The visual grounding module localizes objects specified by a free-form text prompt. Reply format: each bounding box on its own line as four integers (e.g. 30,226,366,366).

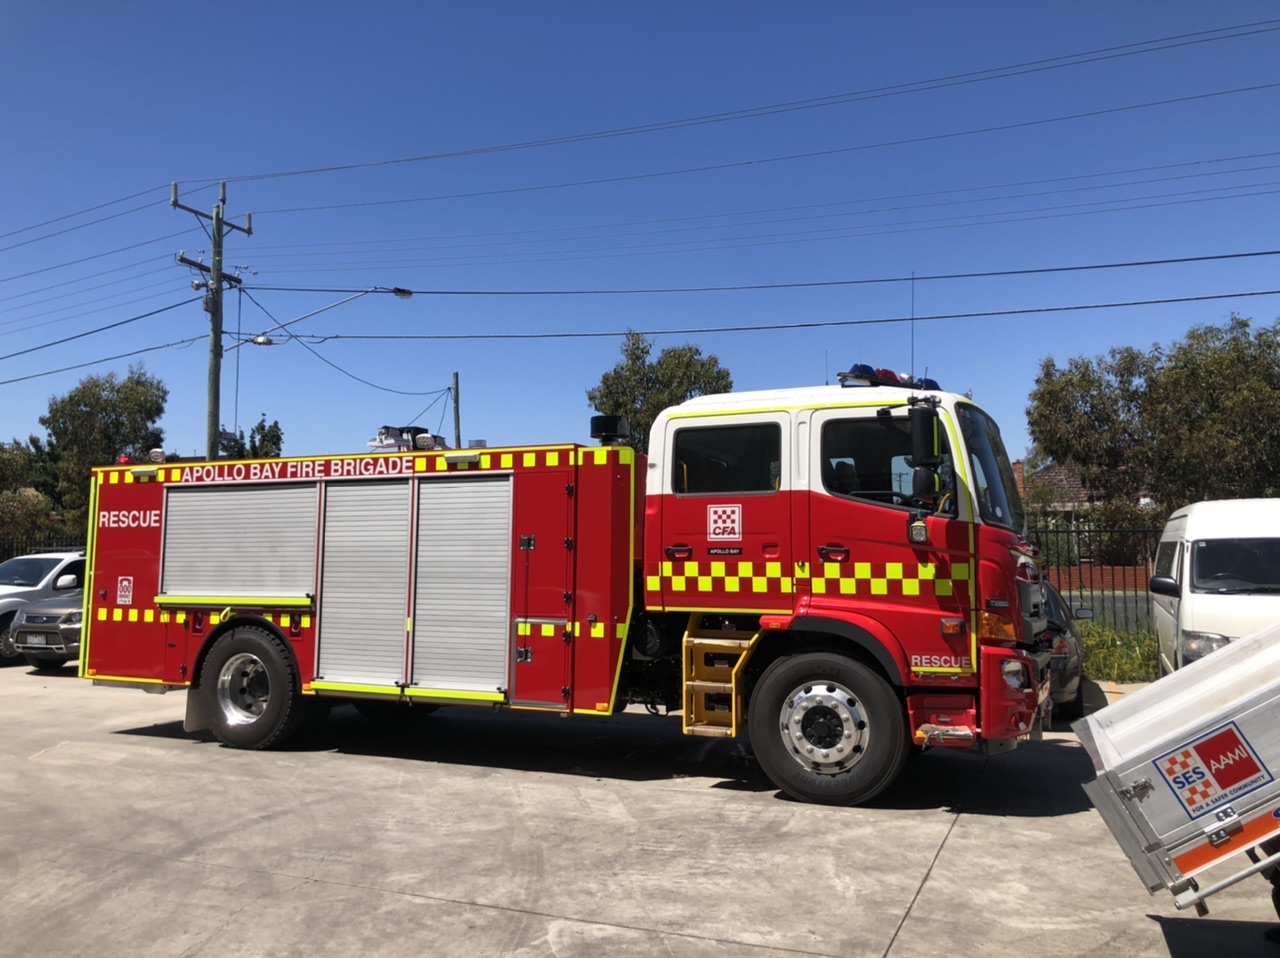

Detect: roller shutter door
162,484,317,597
411,475,511,693
315,481,412,687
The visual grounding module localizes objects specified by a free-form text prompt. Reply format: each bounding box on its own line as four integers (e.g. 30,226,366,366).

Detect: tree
219,415,285,459
587,331,733,453
37,364,168,517
1027,315,1280,512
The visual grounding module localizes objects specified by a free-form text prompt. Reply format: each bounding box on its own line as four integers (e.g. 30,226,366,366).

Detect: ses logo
707,505,742,541
1155,722,1274,819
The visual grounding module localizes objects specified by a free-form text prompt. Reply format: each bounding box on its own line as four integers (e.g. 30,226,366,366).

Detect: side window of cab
671,423,781,495
820,415,955,512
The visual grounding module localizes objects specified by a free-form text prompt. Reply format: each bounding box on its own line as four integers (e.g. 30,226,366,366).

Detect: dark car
11,590,83,671
1042,584,1092,720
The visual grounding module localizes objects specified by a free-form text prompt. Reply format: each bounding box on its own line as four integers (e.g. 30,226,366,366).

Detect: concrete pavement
0,664,1275,958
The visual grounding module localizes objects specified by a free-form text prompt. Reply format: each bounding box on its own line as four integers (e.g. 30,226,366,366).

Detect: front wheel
748,652,908,806
0,614,19,665
197,626,304,749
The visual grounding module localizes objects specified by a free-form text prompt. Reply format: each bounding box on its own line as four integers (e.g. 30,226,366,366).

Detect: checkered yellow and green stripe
807,560,969,597
647,559,970,597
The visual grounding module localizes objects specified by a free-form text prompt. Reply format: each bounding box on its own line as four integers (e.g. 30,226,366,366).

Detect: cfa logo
707,504,742,541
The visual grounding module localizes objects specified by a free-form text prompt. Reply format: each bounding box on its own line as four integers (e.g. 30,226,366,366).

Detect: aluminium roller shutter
314,480,412,687
161,483,317,597
411,475,512,693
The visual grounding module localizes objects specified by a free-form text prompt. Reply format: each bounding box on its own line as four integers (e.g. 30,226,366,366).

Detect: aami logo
1155,722,1273,819
707,504,742,541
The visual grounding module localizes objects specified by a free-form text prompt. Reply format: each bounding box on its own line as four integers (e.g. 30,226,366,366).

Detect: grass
1079,623,1159,683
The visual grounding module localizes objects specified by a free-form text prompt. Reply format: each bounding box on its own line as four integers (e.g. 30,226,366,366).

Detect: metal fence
1027,522,1163,635
0,535,85,564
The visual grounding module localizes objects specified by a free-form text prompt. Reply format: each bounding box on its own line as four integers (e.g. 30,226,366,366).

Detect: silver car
11,590,83,670
0,551,85,664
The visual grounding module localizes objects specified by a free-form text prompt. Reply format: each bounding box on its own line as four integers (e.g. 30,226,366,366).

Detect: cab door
658,413,793,614
804,407,975,674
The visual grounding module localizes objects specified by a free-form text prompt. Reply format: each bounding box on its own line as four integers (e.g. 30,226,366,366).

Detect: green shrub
1080,623,1158,683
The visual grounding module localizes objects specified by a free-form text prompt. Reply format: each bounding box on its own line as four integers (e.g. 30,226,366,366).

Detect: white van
1149,499,1280,673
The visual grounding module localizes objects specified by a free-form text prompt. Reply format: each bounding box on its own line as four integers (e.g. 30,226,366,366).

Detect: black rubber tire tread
748,652,908,806
197,626,304,750
24,653,67,671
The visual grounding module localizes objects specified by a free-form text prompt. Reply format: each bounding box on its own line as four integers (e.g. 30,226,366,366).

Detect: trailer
1076,619,1280,914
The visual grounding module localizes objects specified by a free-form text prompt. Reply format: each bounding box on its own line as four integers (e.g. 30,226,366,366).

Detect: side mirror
909,404,942,468
912,465,941,503
1149,574,1180,598
1073,608,1094,621
54,574,78,590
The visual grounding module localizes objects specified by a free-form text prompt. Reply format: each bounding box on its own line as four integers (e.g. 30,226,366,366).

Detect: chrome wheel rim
216,651,270,726
777,680,867,775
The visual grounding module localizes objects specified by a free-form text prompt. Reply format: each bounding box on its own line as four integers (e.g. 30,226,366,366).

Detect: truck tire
748,652,908,806
197,626,304,749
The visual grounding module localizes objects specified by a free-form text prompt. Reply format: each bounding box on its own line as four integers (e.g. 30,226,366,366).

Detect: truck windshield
956,404,1026,534
1191,538,1280,593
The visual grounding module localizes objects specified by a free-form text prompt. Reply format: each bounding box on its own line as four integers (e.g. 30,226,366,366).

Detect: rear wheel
197,626,304,749
748,652,908,806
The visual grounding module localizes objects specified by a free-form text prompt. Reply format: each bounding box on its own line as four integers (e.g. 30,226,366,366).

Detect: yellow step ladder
681,613,761,738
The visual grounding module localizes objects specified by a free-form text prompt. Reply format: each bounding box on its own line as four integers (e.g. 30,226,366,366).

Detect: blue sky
2,3,1278,462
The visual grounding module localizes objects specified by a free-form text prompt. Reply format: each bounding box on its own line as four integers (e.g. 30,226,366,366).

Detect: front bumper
12,628,80,657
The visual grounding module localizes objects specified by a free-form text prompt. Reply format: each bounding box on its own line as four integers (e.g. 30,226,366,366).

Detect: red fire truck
82,366,1049,805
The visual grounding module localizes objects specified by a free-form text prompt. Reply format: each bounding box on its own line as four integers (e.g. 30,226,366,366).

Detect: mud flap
184,688,209,733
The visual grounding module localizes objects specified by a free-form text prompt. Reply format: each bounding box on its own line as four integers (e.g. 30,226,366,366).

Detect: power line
186,21,1280,187
0,229,202,285
247,184,1280,272
0,197,172,253
0,282,197,336
0,255,173,306
252,82,1280,216
12,288,1278,390
237,289,455,396
0,298,201,363
315,288,1280,342
239,174,1280,266
0,185,168,241
240,247,1280,298
0,336,205,387
239,150,1280,253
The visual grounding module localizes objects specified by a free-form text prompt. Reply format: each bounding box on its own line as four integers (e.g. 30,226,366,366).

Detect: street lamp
212,286,414,458
224,286,413,355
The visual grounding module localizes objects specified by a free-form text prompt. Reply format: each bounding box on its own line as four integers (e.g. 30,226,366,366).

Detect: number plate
18,632,46,645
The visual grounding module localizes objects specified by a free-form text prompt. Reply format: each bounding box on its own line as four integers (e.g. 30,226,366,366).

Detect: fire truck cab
83,368,1048,806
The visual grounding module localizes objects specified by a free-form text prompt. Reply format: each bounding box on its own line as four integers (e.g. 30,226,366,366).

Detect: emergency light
836,362,941,391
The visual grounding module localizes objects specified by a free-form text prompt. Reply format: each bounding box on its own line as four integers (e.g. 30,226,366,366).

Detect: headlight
1002,659,1028,690
66,611,82,624
1182,631,1231,663
12,610,24,625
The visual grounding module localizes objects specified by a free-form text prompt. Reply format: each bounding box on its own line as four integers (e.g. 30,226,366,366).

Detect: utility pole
453,371,461,449
173,182,252,459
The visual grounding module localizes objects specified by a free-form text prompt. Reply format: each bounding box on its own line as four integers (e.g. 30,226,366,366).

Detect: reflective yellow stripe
153,595,312,607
